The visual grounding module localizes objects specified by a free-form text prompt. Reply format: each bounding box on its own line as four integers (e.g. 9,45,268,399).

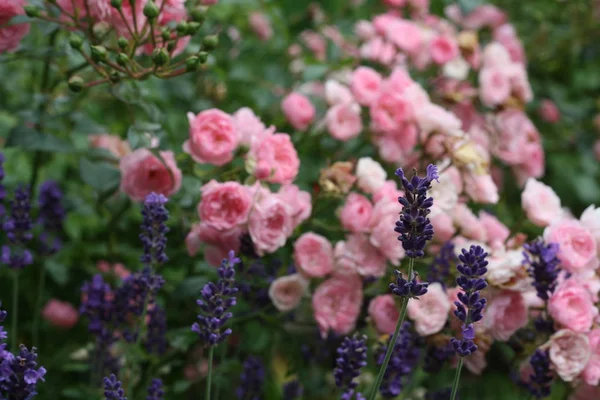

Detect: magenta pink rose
233,107,266,147
407,283,450,336
479,212,510,248
582,329,600,385
326,103,363,141
89,134,131,159
268,274,308,312
119,149,182,202
369,199,404,265
185,223,242,267
185,109,239,166
548,280,598,333
42,299,79,329
281,92,315,131
521,178,562,227
249,132,300,184
312,274,363,338
351,67,382,106
197,180,252,230
294,232,334,278
368,294,399,334
544,329,590,382
544,219,597,272
334,233,387,277
539,99,561,123
277,184,312,227
249,12,273,41
340,193,373,233
484,291,528,341
370,88,415,134
0,0,29,53
248,192,294,255
430,36,459,65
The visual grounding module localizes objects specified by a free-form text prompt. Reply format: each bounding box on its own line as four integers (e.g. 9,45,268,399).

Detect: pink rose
351,67,382,106
268,274,308,311
492,110,540,166
463,173,499,204
368,294,399,334
383,0,406,6
42,299,79,329
461,5,507,30
355,20,376,40
326,103,363,141
370,88,415,134
385,20,422,55
479,212,510,248
548,280,598,333
415,104,462,137
493,24,526,65
539,99,560,123
544,219,597,272
373,123,418,164
293,232,334,278
248,192,294,255
248,132,300,184
277,184,312,227
360,37,396,66
453,204,487,242
249,12,272,41
185,109,239,166
0,0,30,53
325,80,354,106
89,134,131,158
544,329,590,382
119,149,182,202
185,223,241,266
97,261,130,280
233,107,266,147
430,36,459,65
430,212,456,242
582,329,600,385
581,205,600,252
369,199,404,265
521,178,562,227
281,92,315,131
479,67,511,107
485,250,531,291
569,384,600,400
340,193,372,233
356,157,387,194
197,180,252,230
334,233,387,277
484,291,528,341
407,283,450,336
312,274,363,338
373,180,403,204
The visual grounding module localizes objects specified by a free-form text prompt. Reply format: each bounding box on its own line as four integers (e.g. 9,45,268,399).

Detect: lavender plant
334,334,368,400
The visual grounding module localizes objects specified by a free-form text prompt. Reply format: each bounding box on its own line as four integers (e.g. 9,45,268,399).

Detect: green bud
110,0,122,8
197,51,208,63
202,34,218,50
166,42,175,52
68,76,84,93
117,36,128,50
116,53,129,66
152,48,169,67
23,5,41,17
176,21,188,36
186,56,199,72
143,1,159,19
69,34,83,50
190,6,207,22
187,22,201,35
161,28,171,42
92,21,110,38
90,45,107,62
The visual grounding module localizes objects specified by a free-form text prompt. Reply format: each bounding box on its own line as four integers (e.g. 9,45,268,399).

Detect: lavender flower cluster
334,334,368,400
523,239,561,301
2,186,33,269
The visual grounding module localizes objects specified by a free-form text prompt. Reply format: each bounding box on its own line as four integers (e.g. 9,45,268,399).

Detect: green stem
11,272,19,353
32,261,46,346
450,358,464,400
367,259,414,400
206,346,215,400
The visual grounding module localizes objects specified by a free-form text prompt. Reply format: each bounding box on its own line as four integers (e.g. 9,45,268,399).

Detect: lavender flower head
394,164,438,258
80,274,113,335
334,333,368,400
37,180,66,254
0,344,47,400
521,349,553,399
427,241,456,287
191,251,239,346
146,378,164,400
451,245,488,357
140,193,169,266
2,186,33,269
523,239,561,301
236,356,265,400
390,270,428,299
103,374,127,400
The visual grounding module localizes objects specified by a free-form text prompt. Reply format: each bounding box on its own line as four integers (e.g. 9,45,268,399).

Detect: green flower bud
190,6,207,23
116,53,129,66
197,51,208,63
69,34,83,50
187,22,201,35
152,48,170,67
68,76,84,93
90,45,107,62
92,21,110,38
202,34,218,50
161,28,171,42
110,0,122,8
117,36,128,50
143,1,159,19
176,21,188,36
186,56,199,72
166,41,175,52
23,5,41,17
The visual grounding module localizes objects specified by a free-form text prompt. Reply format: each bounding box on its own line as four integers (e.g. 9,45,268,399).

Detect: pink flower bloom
312,274,363,338
354,20,376,40
461,5,507,30
249,131,300,184
248,191,294,255
582,329,600,386
453,203,487,242
351,67,382,106
543,329,590,382
383,0,406,6
385,20,422,55
293,232,334,278
463,173,499,204
0,0,29,53
407,283,450,336
430,36,459,65
373,180,403,204
484,291,528,341
493,24,526,65
539,99,561,123
369,199,404,265
249,12,272,41
521,178,562,227
370,88,416,134
355,157,387,194
185,223,241,266
197,180,252,230
581,205,600,253
334,233,387,277
517,142,545,180
373,123,418,164
119,149,181,202
544,219,597,273
326,103,363,141
88,134,131,158
185,109,239,166
548,280,598,333
492,110,540,166
301,30,327,61
340,193,372,233
479,67,511,107
485,250,531,291
268,274,309,312
233,107,265,147
479,212,510,248
281,92,315,131
325,80,354,106
360,37,396,65
569,384,600,400
42,299,79,329
430,212,456,243
277,184,312,227
368,294,399,335
415,104,462,136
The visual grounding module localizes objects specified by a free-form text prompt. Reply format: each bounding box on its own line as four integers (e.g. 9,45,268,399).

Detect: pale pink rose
507,64,533,102
482,42,512,68
581,205,600,253
248,192,294,255
368,294,399,335
485,250,531,291
484,291,528,341
429,172,458,213
0,0,30,53
277,184,312,227
462,5,507,30
312,274,363,338
360,37,396,65
373,123,418,164
185,223,242,266
185,109,239,166
268,274,308,312
281,92,315,131
372,13,399,35
249,132,300,184
334,233,387,277
373,180,403,204
354,20,376,40
430,36,459,65
197,180,252,230
326,103,363,141
516,142,545,181
464,348,489,376
369,200,405,265
521,178,562,227
544,219,597,273
479,212,510,247
548,280,598,333
351,67,382,106
119,149,181,202
463,173,499,204
385,20,422,55
539,99,561,123
453,204,487,242
89,134,131,158
543,329,590,382
249,12,272,41
430,212,456,243
492,110,540,166
415,104,462,137
569,384,600,400
340,193,372,233
42,299,79,329
582,329,600,385
355,157,387,194
233,107,265,147
325,80,354,106
479,67,511,107
293,232,334,278
407,283,450,336
493,24,525,65
301,30,326,61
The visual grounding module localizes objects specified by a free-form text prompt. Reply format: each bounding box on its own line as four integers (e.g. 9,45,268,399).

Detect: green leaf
46,259,69,286
79,158,121,193
302,64,328,82
172,380,192,393
6,126,73,153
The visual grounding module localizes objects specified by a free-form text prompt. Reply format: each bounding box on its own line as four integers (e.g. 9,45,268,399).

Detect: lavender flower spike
522,349,553,399
103,374,127,400
334,333,368,400
523,239,561,301
2,186,33,269
236,356,265,400
140,192,169,266
147,378,164,400
191,250,239,346
37,180,66,254
0,344,47,399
